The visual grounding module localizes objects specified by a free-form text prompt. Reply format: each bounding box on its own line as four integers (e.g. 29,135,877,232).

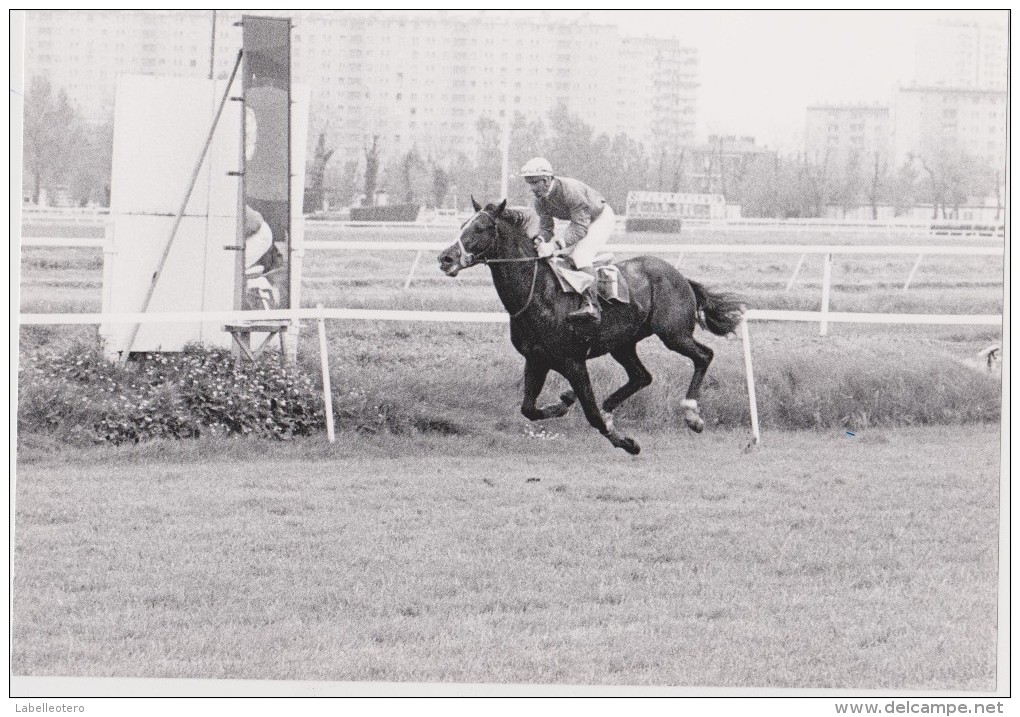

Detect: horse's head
438,197,508,277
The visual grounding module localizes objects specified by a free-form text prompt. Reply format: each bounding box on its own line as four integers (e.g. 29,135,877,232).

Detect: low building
685,135,777,197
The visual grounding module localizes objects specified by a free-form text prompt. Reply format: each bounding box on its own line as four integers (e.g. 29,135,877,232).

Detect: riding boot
567,270,601,323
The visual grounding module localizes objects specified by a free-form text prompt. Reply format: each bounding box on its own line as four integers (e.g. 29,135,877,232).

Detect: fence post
740,319,761,445
903,254,924,292
316,303,336,443
820,252,832,336
786,253,806,292
403,250,423,290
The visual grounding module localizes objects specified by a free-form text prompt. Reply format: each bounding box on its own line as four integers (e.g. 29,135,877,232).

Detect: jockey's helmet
520,157,554,178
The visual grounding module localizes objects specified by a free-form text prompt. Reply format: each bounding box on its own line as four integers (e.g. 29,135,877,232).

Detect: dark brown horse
438,199,744,454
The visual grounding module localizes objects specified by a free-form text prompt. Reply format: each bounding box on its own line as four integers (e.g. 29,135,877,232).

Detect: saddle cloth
549,256,631,304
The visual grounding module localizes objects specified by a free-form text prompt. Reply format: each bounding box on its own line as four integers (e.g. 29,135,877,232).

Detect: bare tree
363,135,380,206
431,165,451,209
303,128,335,213
913,148,992,220
867,152,887,220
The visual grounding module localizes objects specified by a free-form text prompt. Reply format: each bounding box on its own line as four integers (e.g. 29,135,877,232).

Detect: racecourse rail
18,229,1004,445
20,235,1005,306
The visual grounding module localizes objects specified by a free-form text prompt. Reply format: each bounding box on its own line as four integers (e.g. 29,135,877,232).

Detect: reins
500,258,539,319
465,215,541,319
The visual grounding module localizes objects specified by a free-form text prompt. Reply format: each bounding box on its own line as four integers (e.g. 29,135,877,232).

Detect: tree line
309,103,1002,220
22,77,112,207
23,76,1002,221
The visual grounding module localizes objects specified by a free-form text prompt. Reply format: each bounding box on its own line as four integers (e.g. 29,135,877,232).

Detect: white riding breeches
566,205,615,269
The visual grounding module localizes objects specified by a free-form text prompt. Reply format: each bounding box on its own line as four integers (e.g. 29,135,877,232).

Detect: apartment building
804,104,893,168
914,16,1008,91
23,10,698,165
892,85,1007,170
23,10,214,122
803,16,1006,175
617,37,698,152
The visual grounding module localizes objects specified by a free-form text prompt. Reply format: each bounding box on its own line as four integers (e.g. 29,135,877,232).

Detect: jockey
520,157,615,323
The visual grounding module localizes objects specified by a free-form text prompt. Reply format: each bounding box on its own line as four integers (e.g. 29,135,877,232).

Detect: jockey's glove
534,237,564,258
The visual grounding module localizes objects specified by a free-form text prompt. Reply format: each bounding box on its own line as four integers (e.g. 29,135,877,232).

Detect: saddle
548,255,631,305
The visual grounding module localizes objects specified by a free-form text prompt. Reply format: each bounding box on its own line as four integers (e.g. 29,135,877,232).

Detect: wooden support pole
740,319,761,445
903,254,924,292
316,303,335,443
403,250,423,290
786,253,806,292
820,252,833,336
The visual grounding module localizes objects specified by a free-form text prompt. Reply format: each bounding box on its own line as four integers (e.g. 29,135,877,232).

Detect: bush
18,342,324,444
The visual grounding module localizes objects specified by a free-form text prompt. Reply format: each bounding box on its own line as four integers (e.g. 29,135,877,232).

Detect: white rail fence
16,306,1002,446
301,217,1005,239
295,240,1003,307
21,236,1003,336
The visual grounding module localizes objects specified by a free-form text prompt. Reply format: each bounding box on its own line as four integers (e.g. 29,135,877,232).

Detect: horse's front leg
521,359,576,421
559,360,640,455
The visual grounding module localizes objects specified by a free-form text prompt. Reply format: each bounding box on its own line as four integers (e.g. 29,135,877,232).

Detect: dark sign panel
241,15,291,310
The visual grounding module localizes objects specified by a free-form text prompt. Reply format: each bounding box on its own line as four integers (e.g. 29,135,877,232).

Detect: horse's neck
489,220,540,313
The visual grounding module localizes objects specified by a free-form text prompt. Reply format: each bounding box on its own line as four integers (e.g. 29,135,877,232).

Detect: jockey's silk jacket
533,176,608,247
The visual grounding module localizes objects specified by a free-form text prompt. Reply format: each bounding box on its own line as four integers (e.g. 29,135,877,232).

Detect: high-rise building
914,16,1008,91
23,10,215,123
891,85,1007,170
617,37,698,153
803,15,1007,178
22,10,698,166
804,104,892,169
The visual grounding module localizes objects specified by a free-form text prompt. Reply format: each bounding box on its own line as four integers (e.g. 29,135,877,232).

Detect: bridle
457,210,541,319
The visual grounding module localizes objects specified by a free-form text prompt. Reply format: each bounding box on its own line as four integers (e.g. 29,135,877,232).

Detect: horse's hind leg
521,359,575,421
558,360,640,455
603,342,653,414
660,333,714,433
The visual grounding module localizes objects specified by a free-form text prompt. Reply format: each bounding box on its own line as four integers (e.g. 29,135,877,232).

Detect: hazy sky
579,9,1008,151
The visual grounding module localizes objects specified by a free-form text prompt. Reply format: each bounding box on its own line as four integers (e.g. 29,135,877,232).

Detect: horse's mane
486,203,537,237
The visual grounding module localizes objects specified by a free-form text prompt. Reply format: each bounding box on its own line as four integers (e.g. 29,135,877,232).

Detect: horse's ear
495,199,507,216
471,196,482,212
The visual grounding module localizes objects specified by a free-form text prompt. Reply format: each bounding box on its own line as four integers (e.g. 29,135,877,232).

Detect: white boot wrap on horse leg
680,399,699,412
602,411,615,432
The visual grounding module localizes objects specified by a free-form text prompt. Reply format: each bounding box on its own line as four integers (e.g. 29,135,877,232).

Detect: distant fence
23,206,1003,240
20,206,110,225
302,216,1005,239
708,217,1004,239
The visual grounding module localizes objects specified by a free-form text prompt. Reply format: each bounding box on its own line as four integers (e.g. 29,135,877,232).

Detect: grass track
12,425,1000,690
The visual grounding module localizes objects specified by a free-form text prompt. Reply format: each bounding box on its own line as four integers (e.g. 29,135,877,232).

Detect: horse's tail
688,279,745,336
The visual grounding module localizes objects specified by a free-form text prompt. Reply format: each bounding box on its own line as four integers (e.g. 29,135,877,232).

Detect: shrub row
17,329,1001,446
18,342,324,444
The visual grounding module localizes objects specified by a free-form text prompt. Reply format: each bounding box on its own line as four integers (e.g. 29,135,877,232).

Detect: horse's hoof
543,403,569,419
620,438,640,455
685,416,705,433
559,391,576,407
